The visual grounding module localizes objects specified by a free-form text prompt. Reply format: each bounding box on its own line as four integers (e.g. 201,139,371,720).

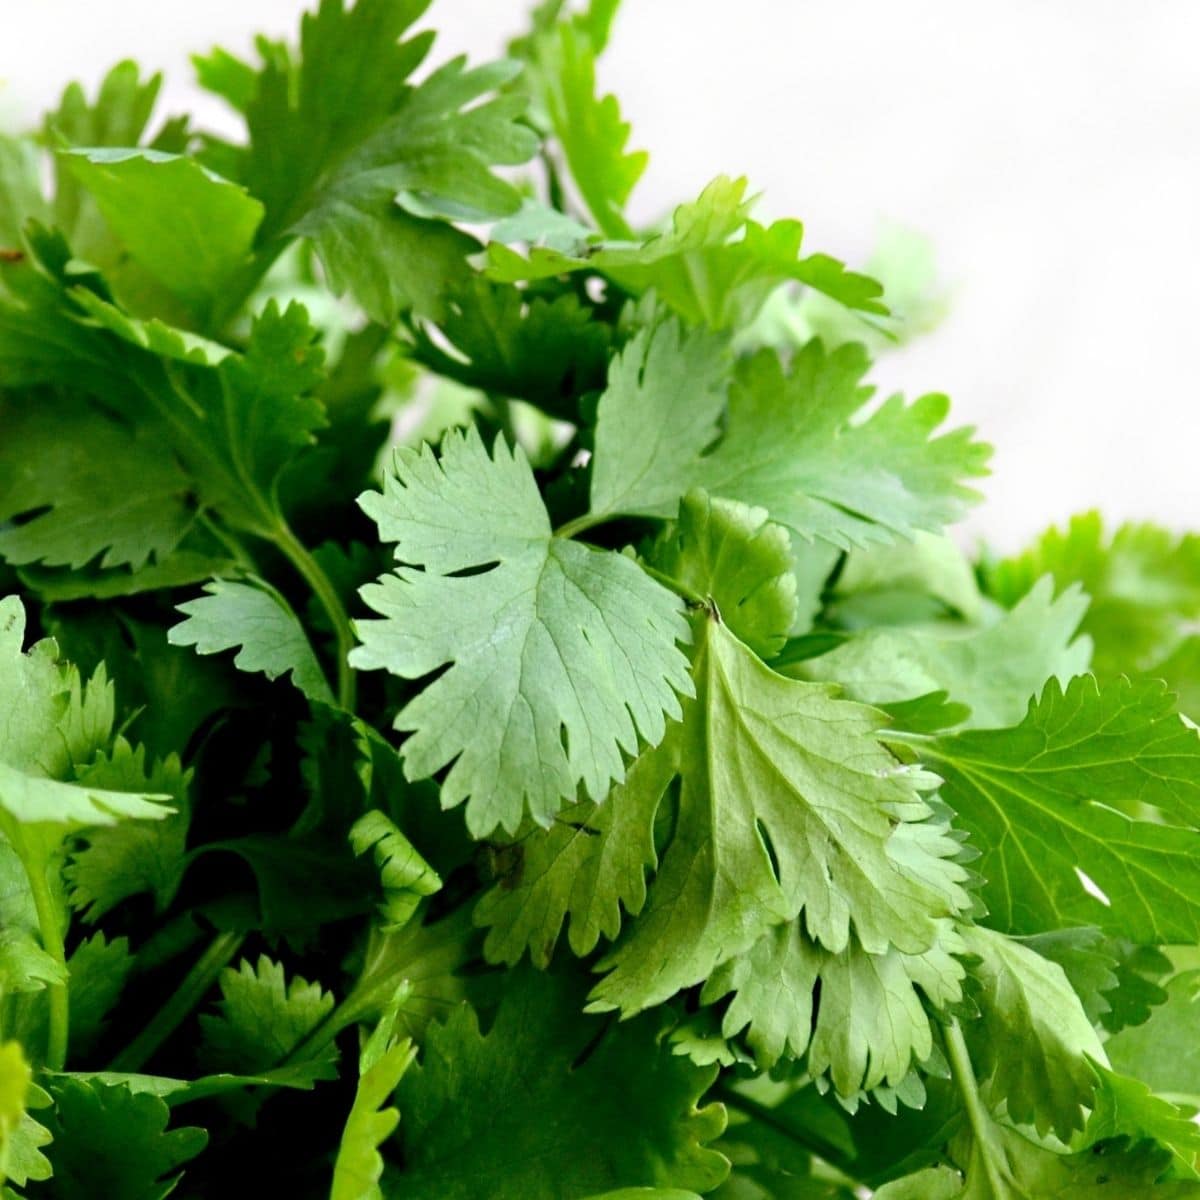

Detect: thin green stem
944,1020,1007,1196
639,562,708,608
275,521,356,710
197,512,258,575
712,1083,853,1172
25,859,68,1071
109,931,245,1073
553,511,609,540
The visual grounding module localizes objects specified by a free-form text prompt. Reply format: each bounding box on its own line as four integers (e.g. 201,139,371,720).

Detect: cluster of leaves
1,0,1199,1196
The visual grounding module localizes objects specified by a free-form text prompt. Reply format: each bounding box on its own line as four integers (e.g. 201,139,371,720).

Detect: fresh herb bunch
1,1,1199,1196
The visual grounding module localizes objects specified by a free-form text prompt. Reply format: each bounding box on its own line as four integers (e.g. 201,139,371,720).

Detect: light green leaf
352,425,692,837
61,148,263,324
798,577,1090,729
986,511,1200,675
923,675,1200,942
588,618,970,1016
588,328,987,550
349,810,441,932
589,318,730,522
960,925,1105,1139
1107,970,1200,1106
703,917,966,1095
168,578,334,704
475,745,672,967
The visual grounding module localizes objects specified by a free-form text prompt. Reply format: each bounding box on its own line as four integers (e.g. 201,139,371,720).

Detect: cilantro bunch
1,1,1199,1196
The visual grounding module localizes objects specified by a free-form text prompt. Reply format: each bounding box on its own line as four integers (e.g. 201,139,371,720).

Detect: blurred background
4,0,1199,551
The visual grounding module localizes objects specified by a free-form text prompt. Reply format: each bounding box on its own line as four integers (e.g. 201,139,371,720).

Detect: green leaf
798,577,1091,729
40,1077,206,1200
1085,1062,1200,1180
65,741,190,922
923,674,1200,942
588,618,970,1016
60,149,263,326
197,955,338,1084
0,392,194,571
408,278,613,417
0,842,66,996
474,744,672,968
587,329,988,549
0,135,49,246
168,578,334,704
986,512,1200,675
352,425,692,837
391,968,728,1199
1107,970,1200,1106
64,933,134,1058
349,810,442,931
703,917,966,1094
960,924,1105,1139
489,175,886,330
330,1014,416,1200
0,1041,34,1187
531,19,646,238
588,318,730,522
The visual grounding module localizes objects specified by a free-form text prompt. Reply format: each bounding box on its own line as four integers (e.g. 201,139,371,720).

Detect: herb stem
25,857,68,1071
712,1083,851,1170
109,930,245,1073
553,511,608,540
639,563,708,608
943,1020,1007,1196
197,512,258,575
275,521,357,710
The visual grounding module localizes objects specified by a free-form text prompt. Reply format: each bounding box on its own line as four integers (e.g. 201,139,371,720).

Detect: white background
4,1,1199,551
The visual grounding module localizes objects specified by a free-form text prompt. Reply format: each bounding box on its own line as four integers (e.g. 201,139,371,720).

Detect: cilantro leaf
0,1043,51,1190
168,578,334,704
587,329,988,549
348,810,442,931
647,491,798,658
489,175,886,330
703,917,966,1095
588,617,971,1017
60,149,263,328
391,968,728,1199
352,425,692,837
474,745,672,968
65,741,191,922
986,511,1200,675
923,674,1200,942
40,1077,206,1200
799,576,1091,729
197,955,338,1084
1106,970,1200,1107
959,925,1105,1139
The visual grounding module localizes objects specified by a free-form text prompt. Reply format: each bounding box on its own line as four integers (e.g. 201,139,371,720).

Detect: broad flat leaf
798,577,1090,729
198,955,338,1084
588,331,987,549
61,148,263,325
588,618,971,1016
0,392,194,571
349,810,441,931
489,175,886,329
987,511,1200,674
351,425,692,837
531,19,646,238
648,491,798,658
474,745,673,967
924,675,1200,942
40,1077,206,1200
1107,970,1200,1105
588,319,730,522
1020,927,1119,1027
330,1015,415,1200
407,279,611,417
390,968,728,1199
168,579,334,704
960,925,1105,1139
63,933,134,1057
1084,1062,1200,1180
703,917,966,1095
65,741,191,922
